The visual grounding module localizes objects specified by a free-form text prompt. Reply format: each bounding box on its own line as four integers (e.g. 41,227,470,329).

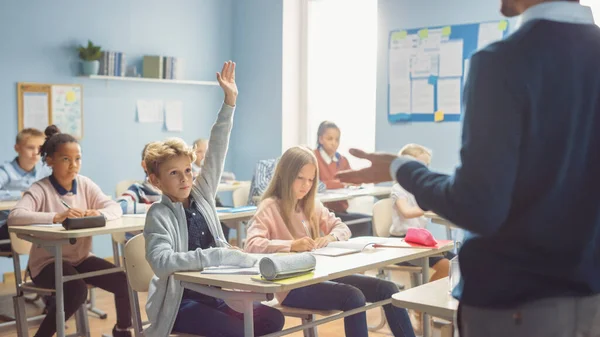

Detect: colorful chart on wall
387,20,509,123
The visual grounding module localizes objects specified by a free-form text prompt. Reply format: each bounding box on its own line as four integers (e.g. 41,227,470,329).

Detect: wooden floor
0,270,444,337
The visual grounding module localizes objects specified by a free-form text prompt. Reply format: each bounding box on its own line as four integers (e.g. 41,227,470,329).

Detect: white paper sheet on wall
437,78,462,114
137,100,164,123
439,40,463,77
23,92,49,131
477,22,504,50
411,79,434,113
389,81,411,114
165,100,183,132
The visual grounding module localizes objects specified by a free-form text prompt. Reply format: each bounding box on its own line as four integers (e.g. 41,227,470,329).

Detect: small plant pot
81,60,100,76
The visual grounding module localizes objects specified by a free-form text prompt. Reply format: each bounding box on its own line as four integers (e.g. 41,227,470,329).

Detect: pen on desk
60,200,72,209
301,220,311,238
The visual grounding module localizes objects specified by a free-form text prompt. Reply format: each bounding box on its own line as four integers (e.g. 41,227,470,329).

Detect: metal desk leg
54,245,65,337
243,299,255,337
421,256,430,337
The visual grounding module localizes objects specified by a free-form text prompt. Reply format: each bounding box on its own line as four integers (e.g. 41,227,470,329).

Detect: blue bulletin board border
387,20,509,124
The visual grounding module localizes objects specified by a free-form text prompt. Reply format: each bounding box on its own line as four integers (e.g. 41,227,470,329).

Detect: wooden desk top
175,244,453,294
8,216,145,240
392,277,458,320
217,181,250,192
0,200,18,211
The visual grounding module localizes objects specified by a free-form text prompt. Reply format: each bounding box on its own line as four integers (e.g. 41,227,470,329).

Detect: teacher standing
337,1,600,336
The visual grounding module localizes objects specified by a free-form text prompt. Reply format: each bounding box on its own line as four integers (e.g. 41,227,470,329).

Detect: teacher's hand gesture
336,148,398,184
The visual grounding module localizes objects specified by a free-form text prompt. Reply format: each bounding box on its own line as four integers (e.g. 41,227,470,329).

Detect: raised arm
193,61,238,199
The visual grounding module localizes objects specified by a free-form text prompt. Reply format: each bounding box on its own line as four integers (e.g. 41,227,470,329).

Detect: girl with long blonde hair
245,146,415,337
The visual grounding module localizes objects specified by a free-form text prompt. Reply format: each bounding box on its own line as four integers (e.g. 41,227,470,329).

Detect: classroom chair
371,198,424,330
123,234,201,337
115,180,142,197
10,232,91,337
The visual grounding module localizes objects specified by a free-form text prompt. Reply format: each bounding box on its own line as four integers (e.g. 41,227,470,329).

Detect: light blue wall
228,0,284,181
376,0,515,239
0,0,234,272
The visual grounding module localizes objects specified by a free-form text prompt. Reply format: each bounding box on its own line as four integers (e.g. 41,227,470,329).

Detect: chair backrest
124,234,154,293
115,180,141,197
372,198,393,238
232,184,251,208
10,232,32,256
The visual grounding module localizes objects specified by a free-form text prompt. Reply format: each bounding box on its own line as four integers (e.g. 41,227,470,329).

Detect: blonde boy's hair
262,146,321,239
398,143,432,159
144,138,196,176
16,128,44,144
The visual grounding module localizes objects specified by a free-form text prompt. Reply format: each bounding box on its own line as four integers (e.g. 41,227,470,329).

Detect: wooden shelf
81,75,219,86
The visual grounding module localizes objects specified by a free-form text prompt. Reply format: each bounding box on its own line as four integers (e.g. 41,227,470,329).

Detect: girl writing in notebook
313,121,372,236
143,61,284,337
8,125,131,337
245,146,415,337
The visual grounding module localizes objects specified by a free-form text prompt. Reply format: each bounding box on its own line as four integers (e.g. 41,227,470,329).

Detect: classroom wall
376,0,512,174
0,0,234,271
228,0,284,181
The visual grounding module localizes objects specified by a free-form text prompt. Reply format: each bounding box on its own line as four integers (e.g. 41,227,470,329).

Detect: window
306,0,377,169
581,0,600,25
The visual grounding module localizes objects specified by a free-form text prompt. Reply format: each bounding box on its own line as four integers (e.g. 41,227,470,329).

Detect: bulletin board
17,82,84,138
387,20,509,123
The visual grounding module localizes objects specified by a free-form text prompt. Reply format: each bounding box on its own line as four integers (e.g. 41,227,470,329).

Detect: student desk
0,200,18,211
8,217,146,337
392,277,458,321
174,243,454,337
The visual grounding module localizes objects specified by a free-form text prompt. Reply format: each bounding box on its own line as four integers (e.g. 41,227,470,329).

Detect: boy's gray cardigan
143,103,234,337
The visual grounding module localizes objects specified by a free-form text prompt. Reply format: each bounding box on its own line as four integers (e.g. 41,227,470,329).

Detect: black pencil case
62,215,106,231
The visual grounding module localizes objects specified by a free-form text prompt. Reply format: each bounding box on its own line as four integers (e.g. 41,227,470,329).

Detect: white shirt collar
319,147,338,165
519,1,595,27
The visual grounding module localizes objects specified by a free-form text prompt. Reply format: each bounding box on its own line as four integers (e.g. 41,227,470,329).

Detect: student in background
245,146,414,337
0,128,50,251
143,61,284,337
116,143,162,215
313,121,372,236
192,138,208,176
390,143,455,334
8,125,131,337
390,144,454,281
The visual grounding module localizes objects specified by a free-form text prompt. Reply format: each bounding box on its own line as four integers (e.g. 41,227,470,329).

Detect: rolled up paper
259,253,316,281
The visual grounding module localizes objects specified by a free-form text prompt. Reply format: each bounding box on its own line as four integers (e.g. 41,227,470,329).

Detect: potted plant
77,40,102,76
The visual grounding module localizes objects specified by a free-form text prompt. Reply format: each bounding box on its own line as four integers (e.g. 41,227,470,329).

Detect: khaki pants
459,294,600,337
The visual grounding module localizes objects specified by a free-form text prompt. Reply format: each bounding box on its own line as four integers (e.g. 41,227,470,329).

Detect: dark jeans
0,220,10,252
31,257,132,337
172,297,284,337
282,274,415,337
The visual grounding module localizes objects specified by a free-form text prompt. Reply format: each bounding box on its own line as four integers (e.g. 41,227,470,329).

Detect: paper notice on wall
439,40,463,77
137,100,164,123
23,92,49,131
478,22,504,50
437,78,462,114
389,48,411,84
389,81,411,114
165,100,183,132
411,79,434,113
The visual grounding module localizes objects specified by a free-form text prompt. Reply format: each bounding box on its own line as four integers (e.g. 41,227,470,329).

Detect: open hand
336,148,398,185
217,61,237,107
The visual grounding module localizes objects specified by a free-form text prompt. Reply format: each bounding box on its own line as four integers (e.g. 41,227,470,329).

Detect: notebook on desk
216,206,257,213
311,236,452,256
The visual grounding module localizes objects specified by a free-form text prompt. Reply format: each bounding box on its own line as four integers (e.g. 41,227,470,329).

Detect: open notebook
311,236,452,257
